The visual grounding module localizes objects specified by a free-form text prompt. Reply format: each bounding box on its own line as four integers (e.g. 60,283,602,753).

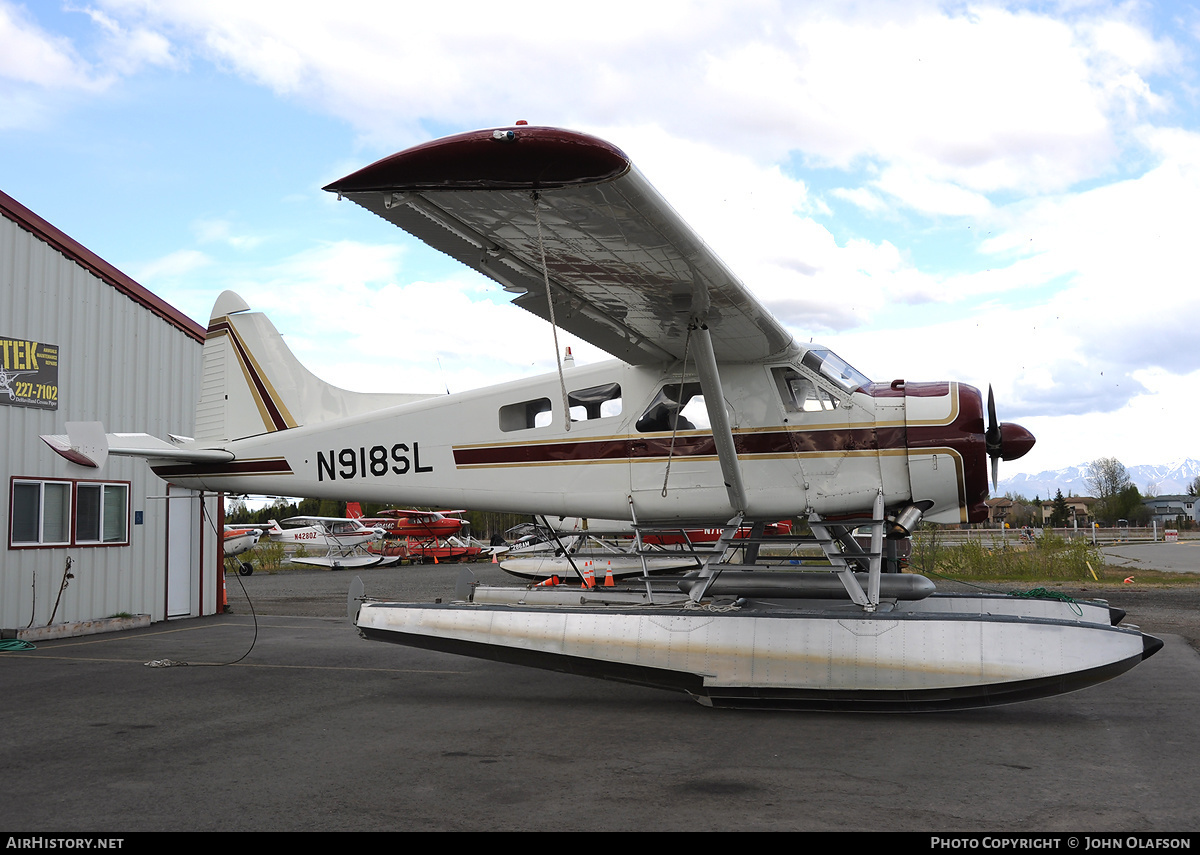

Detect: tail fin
196,291,433,441
346,502,364,519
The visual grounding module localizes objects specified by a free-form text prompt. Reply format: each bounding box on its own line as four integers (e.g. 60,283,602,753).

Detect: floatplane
497,516,797,583
42,124,1161,710
347,503,484,563
264,516,387,569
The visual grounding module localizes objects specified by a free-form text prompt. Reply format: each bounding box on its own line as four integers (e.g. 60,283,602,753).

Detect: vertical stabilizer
195,291,434,441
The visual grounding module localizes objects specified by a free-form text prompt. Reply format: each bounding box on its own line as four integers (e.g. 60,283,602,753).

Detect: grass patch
251,539,287,573
912,528,1105,582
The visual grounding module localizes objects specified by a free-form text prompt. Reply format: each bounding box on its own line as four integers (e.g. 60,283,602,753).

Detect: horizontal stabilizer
42,422,234,468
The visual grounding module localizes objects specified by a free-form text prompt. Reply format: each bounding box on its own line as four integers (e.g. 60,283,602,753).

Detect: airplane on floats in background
345,503,483,563
43,124,1161,710
345,503,468,540
264,517,386,569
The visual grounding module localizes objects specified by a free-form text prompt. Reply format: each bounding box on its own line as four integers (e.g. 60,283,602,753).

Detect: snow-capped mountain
995,458,1200,500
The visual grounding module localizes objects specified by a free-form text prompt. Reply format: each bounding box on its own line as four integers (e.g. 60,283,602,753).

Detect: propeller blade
981,386,1035,492
985,385,1001,456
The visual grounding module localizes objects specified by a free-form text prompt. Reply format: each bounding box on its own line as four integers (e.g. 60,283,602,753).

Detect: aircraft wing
379,509,453,520
324,126,795,365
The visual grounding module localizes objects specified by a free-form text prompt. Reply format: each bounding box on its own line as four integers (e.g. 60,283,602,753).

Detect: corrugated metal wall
1,213,218,628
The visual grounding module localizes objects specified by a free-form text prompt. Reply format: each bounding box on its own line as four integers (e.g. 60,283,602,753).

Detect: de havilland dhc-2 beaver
43,124,1161,710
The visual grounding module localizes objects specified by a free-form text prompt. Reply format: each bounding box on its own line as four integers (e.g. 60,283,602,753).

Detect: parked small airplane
344,503,482,563
43,124,1160,709
222,525,262,576
346,503,467,539
264,517,385,569
497,516,798,583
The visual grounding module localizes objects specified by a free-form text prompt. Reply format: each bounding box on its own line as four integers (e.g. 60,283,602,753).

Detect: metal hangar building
1,190,221,634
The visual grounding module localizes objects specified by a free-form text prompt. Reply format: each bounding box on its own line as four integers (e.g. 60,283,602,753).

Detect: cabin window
568,383,622,422
636,382,710,432
499,397,552,432
9,478,129,547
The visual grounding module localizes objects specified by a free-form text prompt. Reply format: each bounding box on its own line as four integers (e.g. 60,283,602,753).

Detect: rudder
196,290,433,441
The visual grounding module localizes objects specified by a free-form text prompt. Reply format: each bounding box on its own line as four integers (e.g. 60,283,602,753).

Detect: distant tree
1087,457,1134,523
1050,489,1070,527
1188,476,1200,497
317,499,344,518
1117,484,1150,525
226,496,247,520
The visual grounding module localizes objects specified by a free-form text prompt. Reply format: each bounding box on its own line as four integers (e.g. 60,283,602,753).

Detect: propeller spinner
985,385,1036,489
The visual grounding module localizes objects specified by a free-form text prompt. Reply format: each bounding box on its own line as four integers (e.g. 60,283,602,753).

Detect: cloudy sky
2,0,1197,483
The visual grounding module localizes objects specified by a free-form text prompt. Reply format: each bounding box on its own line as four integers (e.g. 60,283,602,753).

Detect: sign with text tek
1,336,59,410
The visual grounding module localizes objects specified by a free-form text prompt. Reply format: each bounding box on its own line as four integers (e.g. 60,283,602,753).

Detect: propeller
985,385,1036,490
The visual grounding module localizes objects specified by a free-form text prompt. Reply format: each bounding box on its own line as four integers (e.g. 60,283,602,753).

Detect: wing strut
691,322,747,513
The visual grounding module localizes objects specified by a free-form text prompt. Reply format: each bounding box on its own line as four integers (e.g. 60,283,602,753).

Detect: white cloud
191,218,265,250
75,5,175,75
0,2,99,90
134,248,212,280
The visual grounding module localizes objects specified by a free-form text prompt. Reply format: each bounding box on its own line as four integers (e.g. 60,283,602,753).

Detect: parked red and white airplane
264,517,385,569
222,525,264,576
222,526,261,557
344,503,482,563
43,125,1160,710
346,503,467,539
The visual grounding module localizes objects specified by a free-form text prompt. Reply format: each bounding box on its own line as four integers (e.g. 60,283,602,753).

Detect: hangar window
10,480,71,546
9,478,130,548
499,397,553,432
568,383,622,422
75,483,129,544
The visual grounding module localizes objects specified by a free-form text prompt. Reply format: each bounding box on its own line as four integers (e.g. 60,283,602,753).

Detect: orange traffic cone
603,561,615,587
535,575,560,587
582,561,595,589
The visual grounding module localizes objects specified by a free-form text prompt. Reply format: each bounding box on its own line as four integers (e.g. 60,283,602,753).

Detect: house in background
1040,495,1096,528
1143,495,1197,527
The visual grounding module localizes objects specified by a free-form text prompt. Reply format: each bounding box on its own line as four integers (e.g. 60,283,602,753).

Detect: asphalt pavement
3,560,1199,832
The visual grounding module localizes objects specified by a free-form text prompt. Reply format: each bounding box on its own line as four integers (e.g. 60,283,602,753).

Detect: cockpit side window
772,366,842,412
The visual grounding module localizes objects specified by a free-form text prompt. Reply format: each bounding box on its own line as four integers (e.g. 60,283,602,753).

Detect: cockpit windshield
800,348,871,395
